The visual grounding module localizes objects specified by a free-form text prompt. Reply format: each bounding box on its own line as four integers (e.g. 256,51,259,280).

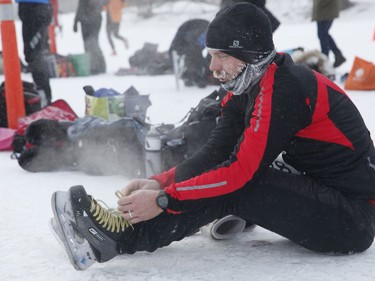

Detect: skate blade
49,218,65,249
51,191,95,270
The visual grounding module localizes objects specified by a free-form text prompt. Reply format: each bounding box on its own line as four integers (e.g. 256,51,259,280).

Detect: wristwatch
156,190,169,211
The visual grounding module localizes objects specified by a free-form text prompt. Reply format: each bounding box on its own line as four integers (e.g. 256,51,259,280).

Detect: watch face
157,194,168,209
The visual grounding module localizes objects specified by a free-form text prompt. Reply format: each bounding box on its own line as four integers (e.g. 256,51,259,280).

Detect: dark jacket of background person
169,19,213,88
312,0,340,21
16,0,53,105
74,0,106,74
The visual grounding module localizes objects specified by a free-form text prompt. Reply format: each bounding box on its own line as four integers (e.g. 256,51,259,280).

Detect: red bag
344,56,375,90
17,99,78,135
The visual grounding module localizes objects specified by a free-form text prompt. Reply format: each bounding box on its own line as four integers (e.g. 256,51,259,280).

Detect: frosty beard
215,50,276,95
213,62,247,82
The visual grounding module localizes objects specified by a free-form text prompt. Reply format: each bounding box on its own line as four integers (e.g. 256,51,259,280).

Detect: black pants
118,168,375,255
18,3,52,103
106,13,126,52
317,20,341,58
80,19,106,74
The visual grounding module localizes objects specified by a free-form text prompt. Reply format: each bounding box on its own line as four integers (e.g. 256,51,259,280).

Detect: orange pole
48,25,57,54
0,0,25,129
49,0,58,54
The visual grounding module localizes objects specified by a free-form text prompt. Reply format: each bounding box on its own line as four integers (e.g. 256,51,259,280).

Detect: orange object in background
48,25,57,54
0,0,25,128
49,0,59,54
344,56,375,91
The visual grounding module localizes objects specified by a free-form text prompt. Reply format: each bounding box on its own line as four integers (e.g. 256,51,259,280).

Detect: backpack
169,19,217,88
128,43,172,75
11,99,78,171
159,88,227,171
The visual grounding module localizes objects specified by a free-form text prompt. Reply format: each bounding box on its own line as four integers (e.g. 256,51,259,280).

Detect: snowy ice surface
1,1,375,280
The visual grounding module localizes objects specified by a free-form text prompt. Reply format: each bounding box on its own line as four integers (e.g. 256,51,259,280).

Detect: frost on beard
213,61,246,81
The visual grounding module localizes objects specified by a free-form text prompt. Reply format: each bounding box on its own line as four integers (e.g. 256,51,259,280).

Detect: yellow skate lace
89,190,133,233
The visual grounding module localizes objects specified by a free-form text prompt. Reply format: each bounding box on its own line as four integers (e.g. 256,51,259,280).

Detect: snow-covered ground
1,1,375,280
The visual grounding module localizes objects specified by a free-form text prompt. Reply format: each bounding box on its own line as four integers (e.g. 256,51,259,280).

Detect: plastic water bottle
144,126,162,177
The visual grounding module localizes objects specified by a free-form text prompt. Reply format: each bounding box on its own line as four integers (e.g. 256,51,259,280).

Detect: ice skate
55,185,132,265
51,191,97,270
200,215,247,240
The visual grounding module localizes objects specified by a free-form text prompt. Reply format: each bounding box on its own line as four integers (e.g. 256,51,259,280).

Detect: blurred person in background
74,0,106,74
104,0,129,56
312,0,346,68
16,0,53,105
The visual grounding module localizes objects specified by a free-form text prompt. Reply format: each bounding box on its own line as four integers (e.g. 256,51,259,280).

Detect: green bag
84,86,152,122
70,53,91,76
85,95,125,121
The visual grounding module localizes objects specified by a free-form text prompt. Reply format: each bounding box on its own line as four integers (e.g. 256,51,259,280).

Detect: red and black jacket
153,53,375,213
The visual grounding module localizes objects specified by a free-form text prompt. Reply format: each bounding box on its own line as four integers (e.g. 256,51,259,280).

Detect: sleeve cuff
150,167,176,189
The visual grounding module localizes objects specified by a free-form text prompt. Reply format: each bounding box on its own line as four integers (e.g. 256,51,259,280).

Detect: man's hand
117,190,163,224
120,179,161,196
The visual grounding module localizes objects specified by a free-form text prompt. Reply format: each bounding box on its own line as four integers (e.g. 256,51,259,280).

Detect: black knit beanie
206,2,274,63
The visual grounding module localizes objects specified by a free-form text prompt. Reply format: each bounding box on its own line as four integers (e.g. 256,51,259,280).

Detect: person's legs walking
112,23,128,49
81,21,106,74
18,3,52,104
29,58,52,103
317,20,346,67
317,20,332,57
326,22,346,67
106,13,116,54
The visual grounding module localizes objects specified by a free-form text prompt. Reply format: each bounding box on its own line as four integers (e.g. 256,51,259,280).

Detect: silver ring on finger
128,210,133,219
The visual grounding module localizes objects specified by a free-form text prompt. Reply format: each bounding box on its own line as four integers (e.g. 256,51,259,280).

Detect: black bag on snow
75,118,146,177
16,117,146,177
16,119,77,172
160,88,227,170
128,43,172,75
0,81,41,128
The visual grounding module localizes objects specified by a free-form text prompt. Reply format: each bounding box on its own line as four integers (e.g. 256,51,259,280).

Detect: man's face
208,49,246,83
